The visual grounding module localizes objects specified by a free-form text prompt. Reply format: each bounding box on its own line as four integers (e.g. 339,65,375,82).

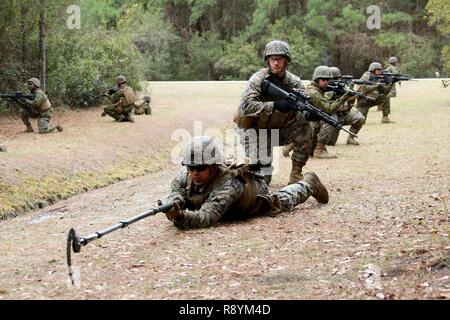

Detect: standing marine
234,40,312,185
384,56,400,98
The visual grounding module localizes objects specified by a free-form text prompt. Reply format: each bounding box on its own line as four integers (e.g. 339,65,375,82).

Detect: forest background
0,0,449,111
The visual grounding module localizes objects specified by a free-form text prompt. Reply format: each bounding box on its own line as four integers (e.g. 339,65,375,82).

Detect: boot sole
304,172,329,204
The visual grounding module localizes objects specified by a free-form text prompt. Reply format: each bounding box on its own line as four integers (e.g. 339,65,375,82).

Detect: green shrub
46,29,141,108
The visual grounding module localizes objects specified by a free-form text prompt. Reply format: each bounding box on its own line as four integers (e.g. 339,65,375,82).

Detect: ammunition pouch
234,109,295,129
39,98,51,112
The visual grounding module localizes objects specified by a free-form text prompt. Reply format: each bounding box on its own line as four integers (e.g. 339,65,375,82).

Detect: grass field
0,79,448,299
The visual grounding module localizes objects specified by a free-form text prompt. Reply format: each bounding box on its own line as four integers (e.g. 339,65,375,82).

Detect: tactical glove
165,201,184,221
303,110,322,122
273,99,293,113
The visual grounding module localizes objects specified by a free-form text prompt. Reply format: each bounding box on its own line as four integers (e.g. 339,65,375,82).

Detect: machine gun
0,92,35,106
262,80,357,138
66,201,175,285
369,71,413,84
326,83,376,102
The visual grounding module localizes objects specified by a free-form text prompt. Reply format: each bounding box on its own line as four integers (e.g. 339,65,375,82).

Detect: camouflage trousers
21,108,59,134
237,119,311,175
388,84,397,98
245,178,313,216
313,110,365,146
104,105,133,121
357,95,391,119
273,180,313,212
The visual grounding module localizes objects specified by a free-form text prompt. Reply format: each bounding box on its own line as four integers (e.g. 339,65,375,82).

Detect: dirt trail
0,80,449,299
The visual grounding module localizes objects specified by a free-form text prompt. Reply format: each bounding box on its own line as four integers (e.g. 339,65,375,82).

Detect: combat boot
116,115,126,122
101,112,107,117
313,142,337,159
346,136,359,145
282,144,292,157
125,114,135,123
303,172,329,204
24,125,34,133
288,160,305,184
56,125,64,132
381,116,395,123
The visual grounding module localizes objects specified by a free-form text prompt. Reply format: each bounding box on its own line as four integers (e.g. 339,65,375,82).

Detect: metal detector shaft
66,201,175,285
78,201,174,246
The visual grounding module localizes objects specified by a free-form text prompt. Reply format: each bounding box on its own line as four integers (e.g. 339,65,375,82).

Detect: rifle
0,92,35,105
334,75,376,86
262,80,357,138
326,83,376,102
369,71,413,84
92,87,119,100
66,200,175,285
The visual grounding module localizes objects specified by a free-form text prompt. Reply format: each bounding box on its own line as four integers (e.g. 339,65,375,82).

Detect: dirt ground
0,80,448,300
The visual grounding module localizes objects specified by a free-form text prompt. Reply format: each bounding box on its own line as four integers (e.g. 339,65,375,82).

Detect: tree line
0,0,448,111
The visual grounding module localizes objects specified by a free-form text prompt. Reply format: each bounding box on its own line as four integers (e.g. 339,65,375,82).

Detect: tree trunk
21,4,28,81
39,0,46,90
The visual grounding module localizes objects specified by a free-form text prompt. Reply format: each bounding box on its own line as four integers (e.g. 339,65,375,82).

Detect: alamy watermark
367,5,381,30
170,121,281,176
66,5,81,30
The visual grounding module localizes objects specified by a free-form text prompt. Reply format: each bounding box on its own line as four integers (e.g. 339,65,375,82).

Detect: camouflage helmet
181,136,223,166
263,40,292,62
312,66,332,81
388,56,398,64
329,66,342,78
27,78,41,88
144,96,151,103
116,75,127,85
369,62,383,72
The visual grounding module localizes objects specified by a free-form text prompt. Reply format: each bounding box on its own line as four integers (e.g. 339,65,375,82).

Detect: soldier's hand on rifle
303,110,322,122
273,99,293,113
340,89,352,101
165,201,184,222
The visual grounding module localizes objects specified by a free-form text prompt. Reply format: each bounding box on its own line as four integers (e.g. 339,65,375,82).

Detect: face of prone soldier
187,165,214,185
268,55,288,77
374,69,382,76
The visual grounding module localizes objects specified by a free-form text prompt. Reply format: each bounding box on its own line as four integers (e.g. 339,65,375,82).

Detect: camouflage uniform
104,79,136,122
384,63,400,97
165,165,318,229
22,88,62,134
235,67,311,182
356,71,393,120
133,97,151,115
320,91,364,146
